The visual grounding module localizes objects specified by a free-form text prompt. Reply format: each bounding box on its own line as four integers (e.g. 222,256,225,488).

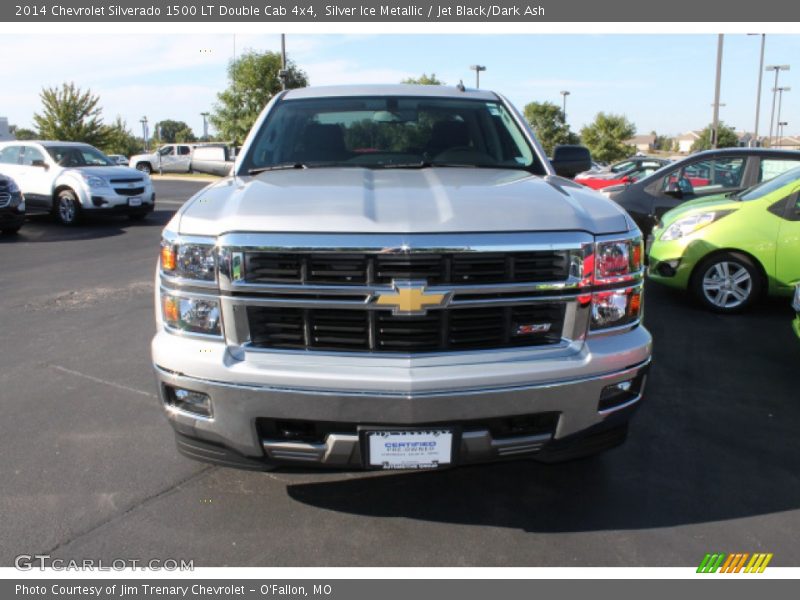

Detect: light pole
200,112,210,141
470,65,486,89
140,116,149,151
560,90,571,124
278,33,288,91
747,34,766,146
777,121,788,145
711,34,724,149
766,65,790,146
774,86,791,146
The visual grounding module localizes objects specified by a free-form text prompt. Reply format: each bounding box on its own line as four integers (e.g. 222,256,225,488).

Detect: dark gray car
606,148,800,236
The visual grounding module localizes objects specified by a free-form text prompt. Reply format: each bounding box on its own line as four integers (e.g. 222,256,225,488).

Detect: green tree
690,122,739,152
580,113,637,162
33,82,108,146
210,50,308,145
401,73,444,85
653,132,673,152
102,117,141,157
9,125,37,140
523,101,580,156
154,119,196,144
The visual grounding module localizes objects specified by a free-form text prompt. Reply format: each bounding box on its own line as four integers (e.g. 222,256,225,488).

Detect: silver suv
152,85,652,471
0,141,155,225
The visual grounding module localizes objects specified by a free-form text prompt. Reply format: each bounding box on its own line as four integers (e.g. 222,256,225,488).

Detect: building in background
0,117,13,141
625,134,656,154
676,130,702,153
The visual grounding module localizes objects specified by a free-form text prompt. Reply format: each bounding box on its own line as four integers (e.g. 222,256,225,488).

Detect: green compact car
648,166,800,313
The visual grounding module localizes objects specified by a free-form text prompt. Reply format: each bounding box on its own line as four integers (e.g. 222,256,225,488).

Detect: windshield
242,96,544,173
737,165,800,201
46,145,114,167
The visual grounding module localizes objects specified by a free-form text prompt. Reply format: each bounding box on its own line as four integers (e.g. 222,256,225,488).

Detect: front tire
54,189,81,226
691,252,762,313
136,162,152,175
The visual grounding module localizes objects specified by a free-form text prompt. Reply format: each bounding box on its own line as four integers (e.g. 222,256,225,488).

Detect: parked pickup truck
152,85,652,471
130,143,194,174
189,144,234,177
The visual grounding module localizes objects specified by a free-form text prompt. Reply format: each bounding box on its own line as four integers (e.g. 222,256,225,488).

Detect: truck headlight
161,292,221,336
161,239,216,281
595,237,643,284
660,211,732,241
591,287,643,330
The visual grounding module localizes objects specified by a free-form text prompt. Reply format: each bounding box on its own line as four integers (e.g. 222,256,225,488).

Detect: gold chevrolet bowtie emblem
374,281,448,315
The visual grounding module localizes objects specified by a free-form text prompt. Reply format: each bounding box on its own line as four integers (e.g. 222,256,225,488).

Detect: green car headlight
660,211,732,241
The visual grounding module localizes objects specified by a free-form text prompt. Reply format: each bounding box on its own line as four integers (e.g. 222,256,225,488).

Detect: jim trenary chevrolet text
153,85,652,471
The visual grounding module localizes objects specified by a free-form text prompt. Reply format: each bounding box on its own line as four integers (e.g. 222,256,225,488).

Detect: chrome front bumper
152,326,652,469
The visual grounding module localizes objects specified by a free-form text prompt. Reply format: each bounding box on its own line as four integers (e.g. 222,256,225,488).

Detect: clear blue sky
2,34,798,139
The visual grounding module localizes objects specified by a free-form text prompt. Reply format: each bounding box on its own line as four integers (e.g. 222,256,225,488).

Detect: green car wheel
691,252,762,313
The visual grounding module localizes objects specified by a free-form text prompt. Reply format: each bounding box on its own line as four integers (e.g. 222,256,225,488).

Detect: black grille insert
247,303,565,353
256,412,560,444
244,251,569,285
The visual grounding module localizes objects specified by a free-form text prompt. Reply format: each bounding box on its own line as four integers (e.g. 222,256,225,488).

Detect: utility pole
766,64,790,146
140,117,149,151
711,34,724,149
748,34,766,146
278,33,288,90
470,65,486,89
560,90,571,124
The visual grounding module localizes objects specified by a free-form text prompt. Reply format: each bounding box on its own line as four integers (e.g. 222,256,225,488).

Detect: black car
606,148,800,236
0,173,25,235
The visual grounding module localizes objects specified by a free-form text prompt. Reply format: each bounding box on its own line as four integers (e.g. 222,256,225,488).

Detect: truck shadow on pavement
285,284,800,532
0,210,173,244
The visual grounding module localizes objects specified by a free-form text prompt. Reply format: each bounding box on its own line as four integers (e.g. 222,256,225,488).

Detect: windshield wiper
379,161,481,169
248,163,308,175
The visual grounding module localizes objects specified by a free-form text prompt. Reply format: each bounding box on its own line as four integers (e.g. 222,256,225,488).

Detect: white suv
0,141,155,225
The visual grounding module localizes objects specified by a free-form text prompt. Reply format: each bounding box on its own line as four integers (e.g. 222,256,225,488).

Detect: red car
575,157,671,190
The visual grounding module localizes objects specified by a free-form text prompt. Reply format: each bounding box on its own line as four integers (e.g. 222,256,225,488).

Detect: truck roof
281,84,500,101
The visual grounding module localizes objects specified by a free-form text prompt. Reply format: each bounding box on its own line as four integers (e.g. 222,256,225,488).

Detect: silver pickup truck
152,85,652,471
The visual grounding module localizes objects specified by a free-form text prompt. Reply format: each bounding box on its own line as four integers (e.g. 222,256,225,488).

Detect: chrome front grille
246,303,566,353
0,192,11,208
163,232,596,355
244,250,570,286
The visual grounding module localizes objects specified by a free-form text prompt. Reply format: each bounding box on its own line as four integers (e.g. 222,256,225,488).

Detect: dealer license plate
128,197,142,207
364,429,454,470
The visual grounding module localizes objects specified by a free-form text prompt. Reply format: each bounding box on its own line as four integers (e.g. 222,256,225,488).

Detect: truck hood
176,167,631,236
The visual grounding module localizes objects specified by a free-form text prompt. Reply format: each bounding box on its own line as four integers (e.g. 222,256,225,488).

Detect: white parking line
51,365,157,399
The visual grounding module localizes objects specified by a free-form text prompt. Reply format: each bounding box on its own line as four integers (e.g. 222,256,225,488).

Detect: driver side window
21,146,46,166
159,146,174,156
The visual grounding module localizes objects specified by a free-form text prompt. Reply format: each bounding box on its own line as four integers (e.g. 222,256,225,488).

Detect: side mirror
31,159,49,170
551,145,592,179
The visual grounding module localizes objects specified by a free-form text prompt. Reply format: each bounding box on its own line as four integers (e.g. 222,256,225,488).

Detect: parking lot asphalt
1,179,799,567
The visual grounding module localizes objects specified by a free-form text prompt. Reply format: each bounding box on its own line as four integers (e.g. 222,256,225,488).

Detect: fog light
599,379,637,411
166,387,212,418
